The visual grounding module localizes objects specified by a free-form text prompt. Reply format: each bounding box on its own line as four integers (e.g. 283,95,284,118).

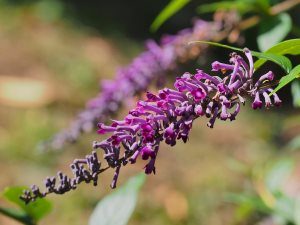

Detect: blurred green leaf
150,0,190,32
291,80,300,107
89,173,146,225
198,0,270,15
273,194,295,223
257,13,292,52
2,186,52,222
287,135,300,151
197,1,252,14
189,41,292,73
256,0,270,12
225,193,270,213
34,0,64,22
271,65,300,95
255,39,300,70
294,197,300,225
0,206,35,225
265,159,294,193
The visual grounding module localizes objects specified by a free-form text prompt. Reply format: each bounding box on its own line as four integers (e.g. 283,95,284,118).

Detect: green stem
0,206,36,225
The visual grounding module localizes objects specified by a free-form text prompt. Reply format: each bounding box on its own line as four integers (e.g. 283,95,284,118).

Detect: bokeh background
1,0,300,224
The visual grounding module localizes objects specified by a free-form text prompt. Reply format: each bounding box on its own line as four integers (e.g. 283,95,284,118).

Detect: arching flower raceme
42,19,231,151
21,49,281,203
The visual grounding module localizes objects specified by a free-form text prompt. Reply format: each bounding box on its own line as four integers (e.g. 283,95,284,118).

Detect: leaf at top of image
197,1,253,15
150,0,190,32
89,173,146,225
2,186,52,222
257,13,292,52
197,0,270,15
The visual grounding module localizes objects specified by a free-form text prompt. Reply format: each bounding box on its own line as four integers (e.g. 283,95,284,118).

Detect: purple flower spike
21,50,282,204
42,19,222,151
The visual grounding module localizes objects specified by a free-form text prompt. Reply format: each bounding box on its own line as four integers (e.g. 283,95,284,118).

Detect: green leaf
271,64,300,94
2,186,52,222
197,0,270,15
0,206,35,225
150,0,190,32
255,39,300,70
225,193,270,213
291,80,300,107
197,1,252,14
265,159,294,193
287,135,300,151
257,13,292,52
189,41,292,73
294,196,300,225
89,173,146,225
273,195,295,223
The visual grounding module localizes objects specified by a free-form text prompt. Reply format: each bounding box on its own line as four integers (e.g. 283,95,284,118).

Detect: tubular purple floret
243,48,254,78
195,70,220,85
255,71,275,87
21,50,282,204
229,59,242,85
262,91,272,108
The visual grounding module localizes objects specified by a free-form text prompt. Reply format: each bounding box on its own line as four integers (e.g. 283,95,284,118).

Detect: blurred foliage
257,13,292,51
89,173,146,225
227,158,300,225
1,186,52,224
197,0,270,15
150,0,190,32
291,80,300,107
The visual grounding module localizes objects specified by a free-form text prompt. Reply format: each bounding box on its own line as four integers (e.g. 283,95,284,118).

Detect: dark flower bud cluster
42,19,226,150
20,151,108,204
21,50,281,203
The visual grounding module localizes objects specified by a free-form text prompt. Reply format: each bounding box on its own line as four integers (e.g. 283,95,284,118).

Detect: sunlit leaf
255,39,300,70
291,80,300,107
271,65,300,95
2,186,52,222
89,173,146,225
189,41,292,73
150,0,190,32
257,13,292,52
265,159,294,193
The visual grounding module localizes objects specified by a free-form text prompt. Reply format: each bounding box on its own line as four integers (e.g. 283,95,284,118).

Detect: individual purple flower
21,49,281,204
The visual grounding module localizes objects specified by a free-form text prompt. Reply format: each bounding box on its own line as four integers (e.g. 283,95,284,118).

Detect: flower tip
207,122,214,128
275,99,282,107
252,101,263,110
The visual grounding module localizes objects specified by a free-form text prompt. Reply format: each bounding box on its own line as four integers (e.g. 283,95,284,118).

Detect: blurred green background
1,0,300,224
